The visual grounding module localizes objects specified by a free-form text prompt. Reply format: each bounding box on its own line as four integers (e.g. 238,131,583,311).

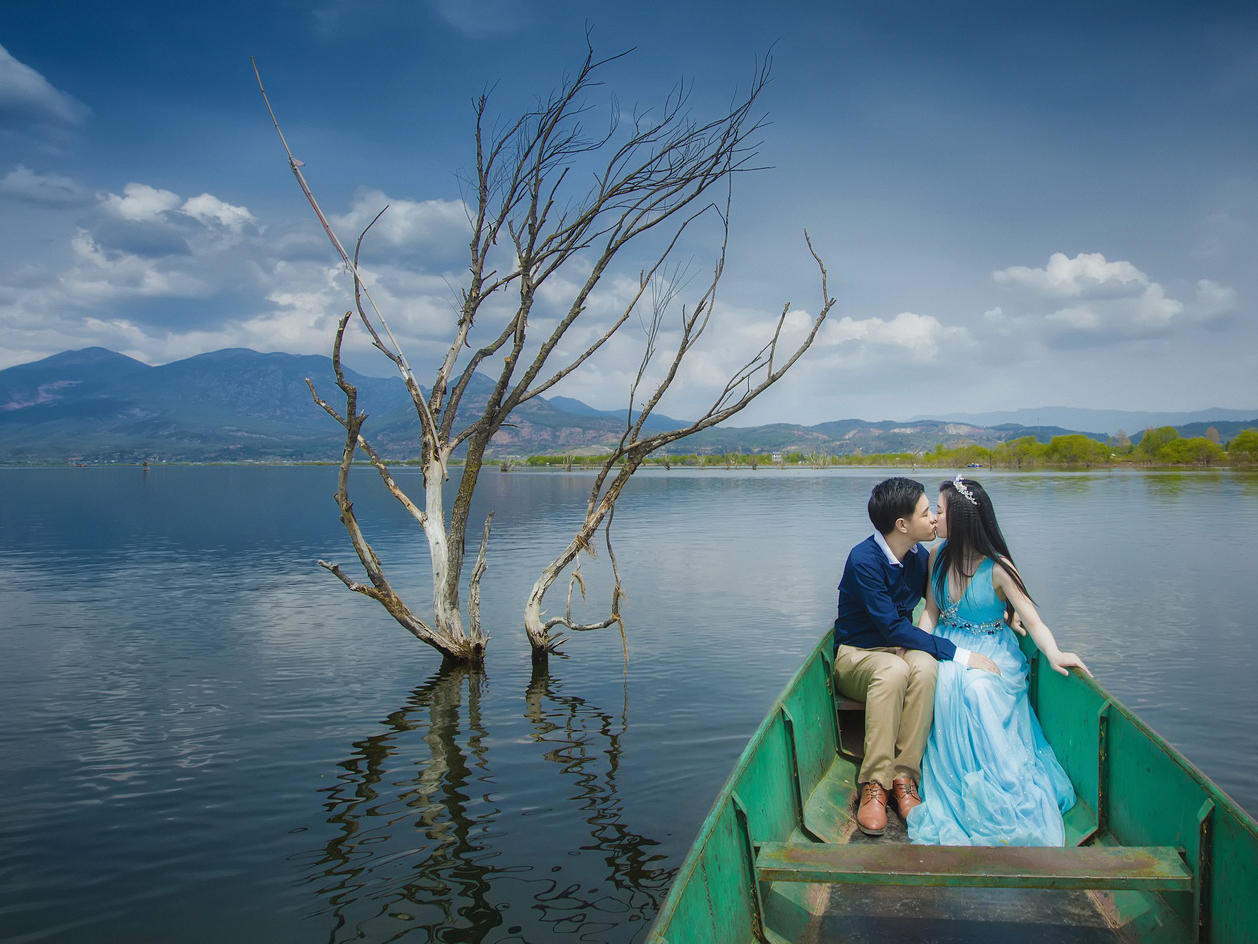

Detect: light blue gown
907,554,1075,846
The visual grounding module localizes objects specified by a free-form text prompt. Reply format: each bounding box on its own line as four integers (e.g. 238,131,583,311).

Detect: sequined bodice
934,552,1006,635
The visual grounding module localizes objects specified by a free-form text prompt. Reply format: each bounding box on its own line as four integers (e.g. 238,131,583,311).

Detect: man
834,477,999,836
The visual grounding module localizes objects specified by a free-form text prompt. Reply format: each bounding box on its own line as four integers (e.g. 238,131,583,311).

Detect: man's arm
849,556,958,660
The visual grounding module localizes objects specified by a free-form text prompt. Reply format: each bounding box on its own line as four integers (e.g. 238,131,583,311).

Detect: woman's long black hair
936,477,1033,620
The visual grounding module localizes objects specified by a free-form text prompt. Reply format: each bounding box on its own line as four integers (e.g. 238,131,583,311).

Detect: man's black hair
867,477,926,535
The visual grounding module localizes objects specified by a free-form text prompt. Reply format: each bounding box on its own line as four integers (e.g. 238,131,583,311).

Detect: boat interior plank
756,842,1193,891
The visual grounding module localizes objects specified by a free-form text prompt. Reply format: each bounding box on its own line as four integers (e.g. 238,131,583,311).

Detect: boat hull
645,629,1258,943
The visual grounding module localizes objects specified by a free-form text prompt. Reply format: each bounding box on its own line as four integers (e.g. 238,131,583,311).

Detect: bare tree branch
259,46,830,665
523,229,834,653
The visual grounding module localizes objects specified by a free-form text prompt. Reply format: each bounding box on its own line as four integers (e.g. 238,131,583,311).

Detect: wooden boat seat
833,696,866,758
755,841,1193,892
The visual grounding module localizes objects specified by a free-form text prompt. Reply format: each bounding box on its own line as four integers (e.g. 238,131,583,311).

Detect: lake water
2,465,1256,942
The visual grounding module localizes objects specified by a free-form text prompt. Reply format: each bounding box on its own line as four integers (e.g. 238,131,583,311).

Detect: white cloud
1189,279,1237,320
62,229,209,304
990,251,1234,346
181,193,256,232
264,260,356,337
0,251,348,373
592,305,963,417
1131,282,1181,326
537,268,643,325
0,165,89,204
101,183,181,222
0,182,468,376
0,43,90,128
99,183,258,238
701,306,973,427
330,189,469,254
823,311,966,359
993,251,1146,298
353,264,460,334
69,229,107,267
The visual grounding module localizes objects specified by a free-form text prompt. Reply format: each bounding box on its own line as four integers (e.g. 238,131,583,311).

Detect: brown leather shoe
891,776,922,820
856,781,888,836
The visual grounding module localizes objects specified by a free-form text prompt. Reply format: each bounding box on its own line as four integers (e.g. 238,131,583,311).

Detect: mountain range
915,407,1258,436
1,348,1254,463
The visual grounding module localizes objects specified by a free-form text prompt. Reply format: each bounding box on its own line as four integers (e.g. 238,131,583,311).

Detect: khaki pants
835,645,938,789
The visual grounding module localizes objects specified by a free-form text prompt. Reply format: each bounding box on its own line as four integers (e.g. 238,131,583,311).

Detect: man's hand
969,653,1001,675
1007,612,1026,636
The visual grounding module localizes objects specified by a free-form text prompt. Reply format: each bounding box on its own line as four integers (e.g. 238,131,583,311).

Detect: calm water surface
2,466,1256,942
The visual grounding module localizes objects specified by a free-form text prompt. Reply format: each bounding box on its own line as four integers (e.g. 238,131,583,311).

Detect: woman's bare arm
993,559,1091,677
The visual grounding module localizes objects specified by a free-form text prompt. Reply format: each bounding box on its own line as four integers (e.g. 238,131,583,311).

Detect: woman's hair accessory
953,475,978,506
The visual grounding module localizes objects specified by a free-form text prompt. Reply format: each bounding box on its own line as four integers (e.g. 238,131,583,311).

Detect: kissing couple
833,475,1090,843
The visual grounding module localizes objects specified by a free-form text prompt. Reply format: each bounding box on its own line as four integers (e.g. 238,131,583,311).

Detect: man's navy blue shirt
833,535,958,661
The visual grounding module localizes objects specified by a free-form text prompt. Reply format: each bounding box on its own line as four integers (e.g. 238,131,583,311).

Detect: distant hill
990,423,1110,442
916,406,1258,436
1,348,1254,463
545,396,689,432
678,418,1108,457
0,347,663,462
1134,420,1258,444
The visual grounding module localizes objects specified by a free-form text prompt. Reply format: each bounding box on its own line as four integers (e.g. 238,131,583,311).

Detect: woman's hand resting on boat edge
1048,650,1091,678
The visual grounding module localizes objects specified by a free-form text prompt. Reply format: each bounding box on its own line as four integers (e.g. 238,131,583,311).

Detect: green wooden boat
646,628,1258,943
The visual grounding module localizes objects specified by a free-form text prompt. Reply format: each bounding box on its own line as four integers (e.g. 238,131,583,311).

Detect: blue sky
2,0,1255,424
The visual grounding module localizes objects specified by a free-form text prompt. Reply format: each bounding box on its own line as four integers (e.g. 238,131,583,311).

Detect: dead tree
255,43,832,665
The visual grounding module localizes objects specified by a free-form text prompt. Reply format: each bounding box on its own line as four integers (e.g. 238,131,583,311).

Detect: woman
906,476,1090,846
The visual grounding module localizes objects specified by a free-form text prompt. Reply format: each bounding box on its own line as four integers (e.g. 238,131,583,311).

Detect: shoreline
2,459,1253,472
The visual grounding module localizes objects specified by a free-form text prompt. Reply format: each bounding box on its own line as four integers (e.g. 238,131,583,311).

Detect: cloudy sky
2,1,1255,424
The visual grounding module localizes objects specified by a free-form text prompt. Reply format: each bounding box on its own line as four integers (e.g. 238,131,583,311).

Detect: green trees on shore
523,426,1258,470
1228,428,1258,463
1131,426,1224,465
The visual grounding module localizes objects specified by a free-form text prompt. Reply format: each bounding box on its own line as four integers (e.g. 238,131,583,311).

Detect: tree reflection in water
521,663,674,940
299,661,674,942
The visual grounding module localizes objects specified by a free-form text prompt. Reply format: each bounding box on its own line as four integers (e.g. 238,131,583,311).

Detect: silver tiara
953,475,978,506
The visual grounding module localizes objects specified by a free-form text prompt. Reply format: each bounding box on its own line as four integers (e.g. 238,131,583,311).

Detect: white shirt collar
873,530,903,567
